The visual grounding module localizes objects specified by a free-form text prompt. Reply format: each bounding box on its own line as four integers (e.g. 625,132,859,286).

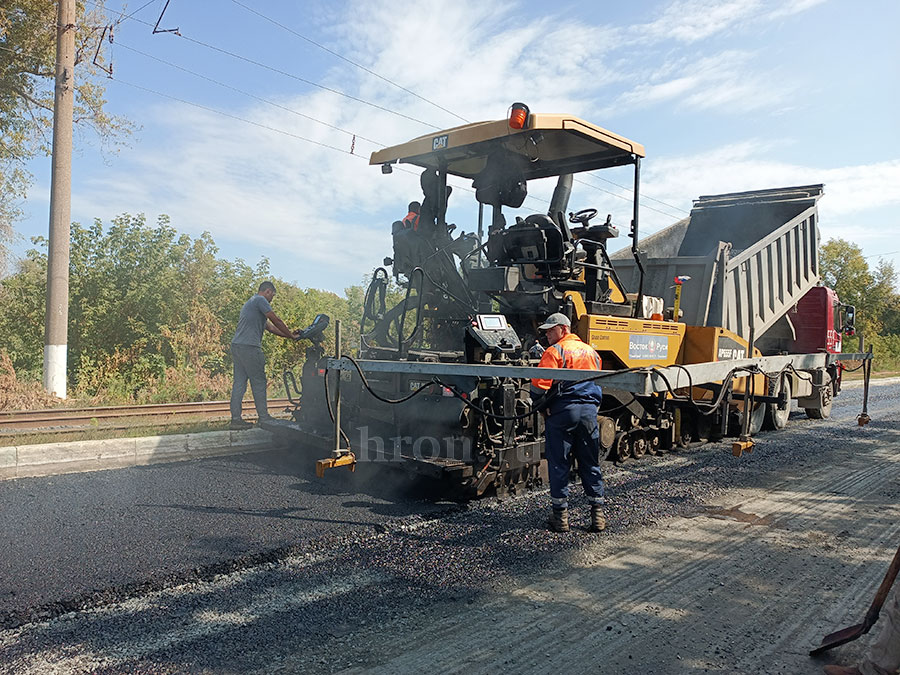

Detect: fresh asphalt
0,444,452,627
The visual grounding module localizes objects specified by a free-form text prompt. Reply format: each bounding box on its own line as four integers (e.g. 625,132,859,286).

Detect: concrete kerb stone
1,428,275,481
135,434,190,464
0,446,15,480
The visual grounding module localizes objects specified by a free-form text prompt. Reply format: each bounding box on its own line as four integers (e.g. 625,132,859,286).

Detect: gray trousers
230,343,268,420
862,584,900,675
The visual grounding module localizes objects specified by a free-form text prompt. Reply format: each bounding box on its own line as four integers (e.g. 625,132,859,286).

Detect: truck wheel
733,402,764,436
805,381,833,419
765,377,792,430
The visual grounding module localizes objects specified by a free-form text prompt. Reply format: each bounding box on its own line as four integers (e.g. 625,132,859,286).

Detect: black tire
733,401,765,436
765,377,792,430
805,375,833,420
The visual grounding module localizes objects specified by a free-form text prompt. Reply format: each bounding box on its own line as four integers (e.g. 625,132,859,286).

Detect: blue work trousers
230,343,269,421
545,402,605,510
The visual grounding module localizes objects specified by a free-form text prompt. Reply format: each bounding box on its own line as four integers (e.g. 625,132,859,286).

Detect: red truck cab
790,285,856,390
792,286,845,353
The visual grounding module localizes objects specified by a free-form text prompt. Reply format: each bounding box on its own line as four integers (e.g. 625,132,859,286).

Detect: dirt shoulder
330,402,900,674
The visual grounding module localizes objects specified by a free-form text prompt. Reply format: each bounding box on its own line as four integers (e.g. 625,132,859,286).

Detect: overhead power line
581,172,690,216
77,2,692,220
229,0,469,127
83,0,439,129
109,75,528,211
117,0,156,23
116,41,384,148
573,178,686,221
111,76,361,156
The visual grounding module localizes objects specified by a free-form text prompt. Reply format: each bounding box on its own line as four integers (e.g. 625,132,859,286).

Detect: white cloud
49,0,886,294
766,0,828,21
636,0,764,43
608,50,792,115
633,0,825,43
633,146,900,261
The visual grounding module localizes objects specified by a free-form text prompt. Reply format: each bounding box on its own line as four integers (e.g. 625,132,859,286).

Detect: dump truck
263,103,872,498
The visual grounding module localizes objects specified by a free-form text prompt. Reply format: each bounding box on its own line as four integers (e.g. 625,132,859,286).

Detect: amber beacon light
508,102,530,129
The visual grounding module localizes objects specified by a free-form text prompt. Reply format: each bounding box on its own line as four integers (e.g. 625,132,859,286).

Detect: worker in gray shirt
230,281,297,429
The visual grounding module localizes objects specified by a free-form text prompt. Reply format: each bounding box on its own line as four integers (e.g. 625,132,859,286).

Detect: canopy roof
370,113,645,181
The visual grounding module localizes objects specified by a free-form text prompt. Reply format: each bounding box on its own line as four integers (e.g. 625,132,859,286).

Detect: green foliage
820,238,899,337
0,214,367,405
865,334,900,373
0,0,133,270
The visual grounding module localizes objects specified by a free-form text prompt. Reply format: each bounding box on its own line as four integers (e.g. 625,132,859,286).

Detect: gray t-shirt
231,294,272,347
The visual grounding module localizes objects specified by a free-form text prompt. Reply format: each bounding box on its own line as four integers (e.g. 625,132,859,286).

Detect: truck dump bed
611,184,823,342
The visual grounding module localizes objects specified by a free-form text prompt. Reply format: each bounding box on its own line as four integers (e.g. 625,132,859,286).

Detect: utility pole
43,0,75,398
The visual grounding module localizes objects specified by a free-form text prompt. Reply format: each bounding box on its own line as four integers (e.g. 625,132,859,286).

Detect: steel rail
0,399,294,432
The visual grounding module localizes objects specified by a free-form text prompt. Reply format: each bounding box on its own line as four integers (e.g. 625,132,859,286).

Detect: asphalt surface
0,446,454,626
0,379,896,673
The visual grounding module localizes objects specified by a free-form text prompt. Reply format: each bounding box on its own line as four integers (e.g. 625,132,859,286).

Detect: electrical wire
116,41,385,147
82,1,694,217
573,177,686,221
116,0,157,24
110,76,362,155
581,171,691,216
83,0,440,129
229,0,469,126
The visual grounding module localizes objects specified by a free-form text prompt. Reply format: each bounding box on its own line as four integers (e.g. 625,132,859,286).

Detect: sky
12,0,900,295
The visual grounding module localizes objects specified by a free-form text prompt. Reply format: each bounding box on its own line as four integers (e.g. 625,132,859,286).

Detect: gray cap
538,312,571,330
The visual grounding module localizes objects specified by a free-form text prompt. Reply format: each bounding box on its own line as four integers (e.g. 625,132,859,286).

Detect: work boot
589,505,607,532
229,418,253,430
822,666,862,675
547,508,569,532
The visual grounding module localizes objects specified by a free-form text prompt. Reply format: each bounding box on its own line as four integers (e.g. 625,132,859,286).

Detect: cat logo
432,134,449,151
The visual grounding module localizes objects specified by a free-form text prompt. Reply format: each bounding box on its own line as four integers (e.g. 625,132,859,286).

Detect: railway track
0,399,296,435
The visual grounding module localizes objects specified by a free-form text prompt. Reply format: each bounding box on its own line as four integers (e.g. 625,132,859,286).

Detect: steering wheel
568,208,598,226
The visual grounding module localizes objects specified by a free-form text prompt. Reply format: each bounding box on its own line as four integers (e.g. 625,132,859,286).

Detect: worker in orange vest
530,313,606,533
402,201,420,231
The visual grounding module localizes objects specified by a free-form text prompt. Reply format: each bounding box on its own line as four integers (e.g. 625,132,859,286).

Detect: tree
0,0,132,272
0,214,368,403
820,238,899,337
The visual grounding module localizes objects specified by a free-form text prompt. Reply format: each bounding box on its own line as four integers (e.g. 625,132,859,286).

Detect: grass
0,419,235,447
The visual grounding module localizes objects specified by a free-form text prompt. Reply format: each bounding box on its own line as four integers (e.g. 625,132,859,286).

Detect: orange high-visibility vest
531,333,602,393
403,210,420,231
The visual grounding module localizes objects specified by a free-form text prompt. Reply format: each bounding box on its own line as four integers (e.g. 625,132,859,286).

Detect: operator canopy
370,111,645,182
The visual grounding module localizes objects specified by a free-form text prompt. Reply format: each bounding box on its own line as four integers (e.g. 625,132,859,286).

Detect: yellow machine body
679,325,766,403
576,315,686,369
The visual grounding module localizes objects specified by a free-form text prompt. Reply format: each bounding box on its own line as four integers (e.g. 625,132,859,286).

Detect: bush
0,349,61,410
866,333,900,372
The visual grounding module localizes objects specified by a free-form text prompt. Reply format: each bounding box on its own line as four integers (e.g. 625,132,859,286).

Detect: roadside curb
0,428,276,481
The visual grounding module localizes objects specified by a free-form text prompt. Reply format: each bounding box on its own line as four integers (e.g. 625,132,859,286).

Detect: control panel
467,314,522,354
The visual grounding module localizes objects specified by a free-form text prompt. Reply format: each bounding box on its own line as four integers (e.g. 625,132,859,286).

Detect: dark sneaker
229,419,253,430
256,415,274,425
